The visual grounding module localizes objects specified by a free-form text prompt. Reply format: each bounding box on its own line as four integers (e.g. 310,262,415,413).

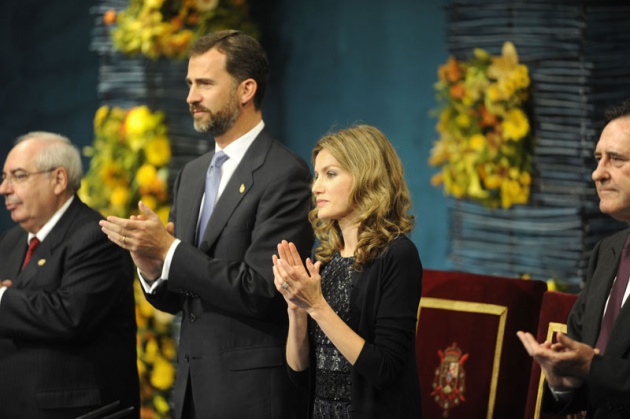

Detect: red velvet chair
523,290,580,419
416,269,547,419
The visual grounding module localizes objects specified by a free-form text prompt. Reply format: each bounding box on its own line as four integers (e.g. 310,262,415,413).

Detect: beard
191,91,240,136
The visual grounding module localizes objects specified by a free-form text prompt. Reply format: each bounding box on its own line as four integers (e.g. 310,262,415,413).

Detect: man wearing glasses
0,132,140,418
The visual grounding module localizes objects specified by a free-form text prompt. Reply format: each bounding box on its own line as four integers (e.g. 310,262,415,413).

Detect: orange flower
170,16,184,31
187,13,200,26
446,57,462,82
103,9,117,26
479,105,498,127
450,83,465,100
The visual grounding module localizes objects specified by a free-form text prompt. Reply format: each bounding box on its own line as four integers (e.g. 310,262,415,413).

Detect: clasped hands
99,201,175,280
517,330,599,391
273,240,324,315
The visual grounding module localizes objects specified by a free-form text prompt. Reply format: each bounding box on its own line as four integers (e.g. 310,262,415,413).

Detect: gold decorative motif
37,259,46,266
239,184,245,193
431,342,468,417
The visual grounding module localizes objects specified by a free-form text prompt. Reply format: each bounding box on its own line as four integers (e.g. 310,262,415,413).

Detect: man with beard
100,30,313,419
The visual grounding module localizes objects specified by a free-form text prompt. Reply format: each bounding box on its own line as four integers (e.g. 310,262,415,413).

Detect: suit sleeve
353,238,422,388
0,222,134,342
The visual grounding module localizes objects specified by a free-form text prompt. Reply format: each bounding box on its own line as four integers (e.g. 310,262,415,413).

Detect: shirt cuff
548,383,574,401
137,239,181,294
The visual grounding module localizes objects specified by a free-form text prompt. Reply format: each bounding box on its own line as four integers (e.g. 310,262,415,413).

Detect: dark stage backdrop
0,0,452,270
0,0,99,233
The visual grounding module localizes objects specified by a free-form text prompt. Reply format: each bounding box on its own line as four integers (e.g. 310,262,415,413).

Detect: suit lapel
180,153,210,245
18,198,82,288
198,129,272,250
582,230,630,351
591,245,621,332
603,231,630,355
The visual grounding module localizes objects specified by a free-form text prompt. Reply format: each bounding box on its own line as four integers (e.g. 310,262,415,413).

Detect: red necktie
21,237,41,270
595,234,630,353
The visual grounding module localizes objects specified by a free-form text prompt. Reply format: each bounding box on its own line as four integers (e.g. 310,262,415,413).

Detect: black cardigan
289,235,423,418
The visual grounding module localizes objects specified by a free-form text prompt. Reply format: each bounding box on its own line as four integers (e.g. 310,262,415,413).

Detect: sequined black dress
310,252,355,419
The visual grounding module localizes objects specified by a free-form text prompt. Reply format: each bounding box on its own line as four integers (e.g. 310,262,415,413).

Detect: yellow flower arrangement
104,0,258,60
80,105,171,220
429,42,534,209
80,105,175,418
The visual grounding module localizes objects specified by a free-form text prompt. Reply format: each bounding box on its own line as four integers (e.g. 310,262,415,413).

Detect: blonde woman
273,125,422,418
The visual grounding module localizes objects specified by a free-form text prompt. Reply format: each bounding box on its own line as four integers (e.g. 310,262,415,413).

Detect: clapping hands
273,240,323,314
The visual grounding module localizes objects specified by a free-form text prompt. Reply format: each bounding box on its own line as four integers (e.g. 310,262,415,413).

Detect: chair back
523,290,579,419
417,269,547,418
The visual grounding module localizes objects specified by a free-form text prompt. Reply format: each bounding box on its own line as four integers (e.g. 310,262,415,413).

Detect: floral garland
79,105,175,418
104,0,258,60
429,42,534,209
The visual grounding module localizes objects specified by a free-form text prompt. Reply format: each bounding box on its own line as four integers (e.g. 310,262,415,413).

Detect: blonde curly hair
310,124,414,269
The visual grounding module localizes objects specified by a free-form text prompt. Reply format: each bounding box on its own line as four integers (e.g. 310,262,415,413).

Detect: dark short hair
604,98,630,123
190,30,269,110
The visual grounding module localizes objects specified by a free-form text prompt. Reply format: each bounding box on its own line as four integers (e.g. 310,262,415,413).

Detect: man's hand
517,331,597,391
99,201,175,280
551,332,598,380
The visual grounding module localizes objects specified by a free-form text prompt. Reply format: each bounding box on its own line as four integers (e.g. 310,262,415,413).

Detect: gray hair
15,131,83,193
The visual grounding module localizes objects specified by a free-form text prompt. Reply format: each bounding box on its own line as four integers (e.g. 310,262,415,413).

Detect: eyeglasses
1,168,58,185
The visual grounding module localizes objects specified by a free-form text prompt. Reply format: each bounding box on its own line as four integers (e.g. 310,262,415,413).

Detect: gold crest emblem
431,342,468,417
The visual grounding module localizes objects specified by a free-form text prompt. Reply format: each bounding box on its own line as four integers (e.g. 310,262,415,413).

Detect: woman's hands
273,240,323,315
273,240,365,366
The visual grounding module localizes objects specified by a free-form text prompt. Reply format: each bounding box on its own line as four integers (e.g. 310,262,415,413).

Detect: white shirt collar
28,195,75,244
216,120,265,161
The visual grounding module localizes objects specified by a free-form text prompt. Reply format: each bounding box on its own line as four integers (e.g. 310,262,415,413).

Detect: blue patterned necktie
197,151,229,247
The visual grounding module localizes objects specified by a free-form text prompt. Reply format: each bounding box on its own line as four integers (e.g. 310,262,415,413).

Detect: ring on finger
122,236,126,245
281,281,289,290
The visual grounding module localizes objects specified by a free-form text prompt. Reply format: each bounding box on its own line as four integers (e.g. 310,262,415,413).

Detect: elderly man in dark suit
518,98,630,418
101,30,313,419
0,132,139,418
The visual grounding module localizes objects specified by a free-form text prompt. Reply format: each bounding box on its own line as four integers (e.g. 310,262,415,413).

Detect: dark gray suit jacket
146,128,313,419
0,197,140,419
544,229,630,418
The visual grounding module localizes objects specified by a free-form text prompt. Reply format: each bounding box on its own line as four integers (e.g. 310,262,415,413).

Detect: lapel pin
239,184,245,193
38,259,46,266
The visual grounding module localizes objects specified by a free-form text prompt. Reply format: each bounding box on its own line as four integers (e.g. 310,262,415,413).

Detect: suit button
185,354,190,363
189,313,197,322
